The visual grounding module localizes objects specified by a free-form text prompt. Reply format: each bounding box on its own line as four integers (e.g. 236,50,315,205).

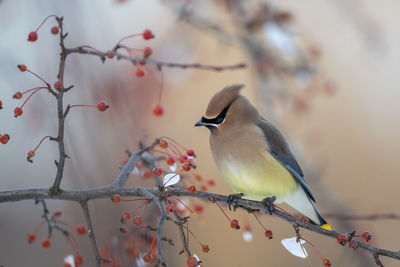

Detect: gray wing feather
256,118,316,202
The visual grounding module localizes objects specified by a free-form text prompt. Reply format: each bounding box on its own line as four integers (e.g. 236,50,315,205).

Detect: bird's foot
227,193,244,211
261,196,276,215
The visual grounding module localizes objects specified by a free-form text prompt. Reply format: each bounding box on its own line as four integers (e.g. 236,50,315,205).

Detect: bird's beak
194,119,205,127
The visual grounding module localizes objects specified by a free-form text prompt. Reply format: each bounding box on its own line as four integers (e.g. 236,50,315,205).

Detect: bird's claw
262,196,276,215
227,193,244,211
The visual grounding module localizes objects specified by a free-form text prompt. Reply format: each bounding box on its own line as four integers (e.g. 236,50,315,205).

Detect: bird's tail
310,207,331,231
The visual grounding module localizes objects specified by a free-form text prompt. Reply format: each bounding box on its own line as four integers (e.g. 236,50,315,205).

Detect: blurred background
1,0,400,266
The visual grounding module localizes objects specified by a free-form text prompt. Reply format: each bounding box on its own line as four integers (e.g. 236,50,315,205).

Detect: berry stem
20,88,46,109
31,136,52,154
34,14,57,32
160,136,189,152
21,86,48,96
252,213,268,232
215,201,232,223
116,33,142,46
181,223,204,246
129,200,150,215
274,205,297,220
158,69,164,104
302,238,324,260
26,69,49,87
168,196,195,214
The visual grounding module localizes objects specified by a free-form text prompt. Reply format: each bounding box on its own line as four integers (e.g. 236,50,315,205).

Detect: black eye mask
201,104,231,125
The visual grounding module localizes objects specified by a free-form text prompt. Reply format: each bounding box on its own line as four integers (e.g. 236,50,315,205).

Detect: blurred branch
325,213,400,221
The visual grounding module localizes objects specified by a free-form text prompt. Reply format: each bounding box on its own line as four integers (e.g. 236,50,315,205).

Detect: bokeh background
1,0,400,266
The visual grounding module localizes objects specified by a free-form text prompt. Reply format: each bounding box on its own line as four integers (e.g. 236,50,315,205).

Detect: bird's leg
227,193,244,211
261,196,276,215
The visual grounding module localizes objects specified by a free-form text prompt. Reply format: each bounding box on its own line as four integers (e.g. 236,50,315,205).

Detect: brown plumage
195,84,331,229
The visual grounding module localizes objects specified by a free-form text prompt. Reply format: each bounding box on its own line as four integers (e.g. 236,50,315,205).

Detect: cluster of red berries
27,15,59,42
336,231,372,250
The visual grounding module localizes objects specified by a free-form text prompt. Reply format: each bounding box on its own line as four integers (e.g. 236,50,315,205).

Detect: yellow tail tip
321,224,332,231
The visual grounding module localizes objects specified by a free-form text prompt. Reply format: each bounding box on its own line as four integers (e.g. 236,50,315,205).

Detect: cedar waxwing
195,84,331,230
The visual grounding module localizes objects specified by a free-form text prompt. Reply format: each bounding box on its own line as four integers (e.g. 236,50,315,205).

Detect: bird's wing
256,118,316,202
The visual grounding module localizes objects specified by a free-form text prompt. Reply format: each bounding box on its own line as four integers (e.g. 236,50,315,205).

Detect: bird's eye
202,104,230,125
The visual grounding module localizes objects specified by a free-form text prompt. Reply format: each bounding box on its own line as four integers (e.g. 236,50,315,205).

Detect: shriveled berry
159,139,168,149
54,80,63,90
202,244,210,253
182,163,191,172
166,157,175,165
322,258,331,266
200,185,207,191
112,194,121,203
41,238,51,248
64,263,72,267
14,107,23,117
142,29,154,40
133,216,143,226
179,155,188,163
121,211,131,222
207,179,215,186
230,219,240,229
349,241,357,250
97,102,109,111
152,104,164,116
194,173,202,181
13,91,23,99
337,234,348,245
186,149,195,157
0,100,2,109
136,68,145,77
27,233,36,243
18,64,27,72
166,204,175,213
143,254,153,263
27,150,35,158
265,229,273,239
143,46,152,57
187,185,196,194
362,231,372,242
76,224,87,235
51,26,59,35
152,167,163,176
186,256,198,267
28,31,38,42
74,255,84,266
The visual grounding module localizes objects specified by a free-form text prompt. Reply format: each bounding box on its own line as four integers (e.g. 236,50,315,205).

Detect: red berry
0,134,10,144
300,216,309,223
18,64,27,72
202,244,210,253
362,231,372,242
0,100,2,109
182,163,191,172
112,194,121,203
166,157,175,165
28,31,38,42
53,210,62,217
121,211,131,222
138,60,146,66
76,224,87,235
97,102,109,111
194,204,204,213
13,91,23,99
142,29,154,40
54,80,63,90
14,107,23,117
152,104,164,116
194,174,202,181
136,68,145,77
186,256,198,267
186,149,195,157
152,167,163,176
349,241,357,250
322,258,331,266
27,150,35,158
230,219,239,229
166,204,175,213
143,46,152,57
133,216,143,226
51,26,59,35
64,263,72,267
159,139,168,149
265,229,273,239
41,238,51,248
27,233,36,243
143,254,153,263
187,185,196,194
74,255,83,266
179,155,188,163
200,185,207,191
337,234,348,245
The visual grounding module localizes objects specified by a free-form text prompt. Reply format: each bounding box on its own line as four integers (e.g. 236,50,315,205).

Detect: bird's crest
205,84,244,118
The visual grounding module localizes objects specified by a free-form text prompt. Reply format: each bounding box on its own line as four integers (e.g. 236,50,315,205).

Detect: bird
195,84,331,230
